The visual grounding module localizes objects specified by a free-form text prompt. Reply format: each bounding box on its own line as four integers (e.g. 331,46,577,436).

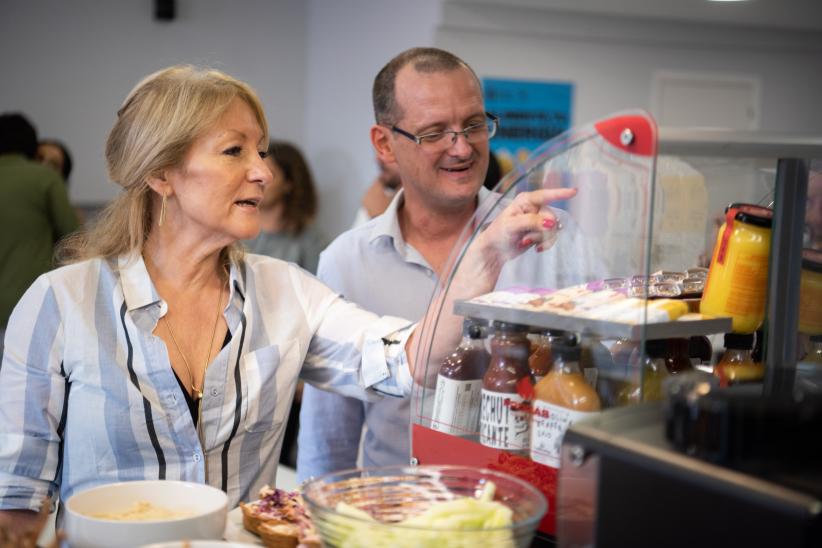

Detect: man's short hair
0,112,38,159
372,47,479,126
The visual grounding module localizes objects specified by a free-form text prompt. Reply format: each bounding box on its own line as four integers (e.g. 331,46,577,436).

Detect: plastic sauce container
700,204,773,333
799,249,822,335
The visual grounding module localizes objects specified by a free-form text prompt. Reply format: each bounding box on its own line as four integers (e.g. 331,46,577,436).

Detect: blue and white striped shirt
0,253,412,513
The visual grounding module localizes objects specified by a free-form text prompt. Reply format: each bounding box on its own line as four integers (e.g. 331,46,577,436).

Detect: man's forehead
394,65,484,118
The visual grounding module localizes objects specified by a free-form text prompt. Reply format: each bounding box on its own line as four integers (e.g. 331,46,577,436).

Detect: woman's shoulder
41,256,109,285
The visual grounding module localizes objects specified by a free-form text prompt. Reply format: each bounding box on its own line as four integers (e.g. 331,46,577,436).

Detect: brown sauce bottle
529,329,570,383
480,321,532,453
431,318,490,437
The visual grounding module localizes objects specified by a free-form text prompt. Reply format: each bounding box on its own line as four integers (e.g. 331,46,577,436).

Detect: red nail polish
519,238,533,249
543,218,555,229
536,245,544,253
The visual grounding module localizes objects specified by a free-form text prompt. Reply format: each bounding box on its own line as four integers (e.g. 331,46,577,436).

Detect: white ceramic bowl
64,480,228,548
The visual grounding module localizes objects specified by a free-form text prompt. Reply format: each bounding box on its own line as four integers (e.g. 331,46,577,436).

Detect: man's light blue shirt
298,190,436,481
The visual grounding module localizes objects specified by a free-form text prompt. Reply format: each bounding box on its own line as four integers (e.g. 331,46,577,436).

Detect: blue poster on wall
482,77,574,174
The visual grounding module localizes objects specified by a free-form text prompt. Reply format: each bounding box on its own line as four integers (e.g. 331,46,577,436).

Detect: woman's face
163,97,272,244
261,156,289,208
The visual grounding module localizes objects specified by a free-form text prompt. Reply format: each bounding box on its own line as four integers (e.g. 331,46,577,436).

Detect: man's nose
447,130,473,155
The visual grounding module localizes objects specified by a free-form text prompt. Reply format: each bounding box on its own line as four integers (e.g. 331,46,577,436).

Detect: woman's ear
146,171,173,197
370,124,396,165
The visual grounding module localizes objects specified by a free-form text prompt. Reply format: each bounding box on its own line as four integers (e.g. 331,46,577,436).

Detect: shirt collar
367,189,406,246
119,253,161,312
118,252,247,331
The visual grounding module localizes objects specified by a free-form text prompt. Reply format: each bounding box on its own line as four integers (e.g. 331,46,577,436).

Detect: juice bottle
616,339,669,404
480,321,532,453
700,203,773,333
531,343,601,467
713,333,763,387
431,318,491,437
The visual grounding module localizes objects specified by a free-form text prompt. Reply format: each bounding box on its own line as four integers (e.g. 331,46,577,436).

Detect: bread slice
240,485,319,547
257,521,300,548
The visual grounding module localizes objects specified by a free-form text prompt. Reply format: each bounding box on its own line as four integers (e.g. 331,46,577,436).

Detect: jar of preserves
700,203,773,333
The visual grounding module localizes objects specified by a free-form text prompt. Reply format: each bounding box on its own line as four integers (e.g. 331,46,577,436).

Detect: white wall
303,0,442,238
436,2,822,133
0,0,308,205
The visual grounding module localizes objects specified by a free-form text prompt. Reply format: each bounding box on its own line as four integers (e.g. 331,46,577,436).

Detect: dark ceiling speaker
155,0,175,21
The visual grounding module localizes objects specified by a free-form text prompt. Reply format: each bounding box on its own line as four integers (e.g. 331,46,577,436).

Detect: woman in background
244,141,325,274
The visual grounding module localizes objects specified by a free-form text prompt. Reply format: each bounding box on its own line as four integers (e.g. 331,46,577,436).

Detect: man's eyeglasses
391,112,499,151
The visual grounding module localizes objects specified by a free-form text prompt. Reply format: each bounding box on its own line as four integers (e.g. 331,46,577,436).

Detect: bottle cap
462,318,488,339
724,333,755,350
644,339,668,357
724,202,773,229
553,343,581,362
492,320,529,334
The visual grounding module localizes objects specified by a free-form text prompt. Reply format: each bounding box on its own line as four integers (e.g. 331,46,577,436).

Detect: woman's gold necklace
163,278,226,401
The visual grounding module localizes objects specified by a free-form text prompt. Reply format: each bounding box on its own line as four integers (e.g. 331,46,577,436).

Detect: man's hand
474,187,579,275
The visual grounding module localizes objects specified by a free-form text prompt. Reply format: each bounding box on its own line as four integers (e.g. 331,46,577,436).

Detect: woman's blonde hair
58,65,268,264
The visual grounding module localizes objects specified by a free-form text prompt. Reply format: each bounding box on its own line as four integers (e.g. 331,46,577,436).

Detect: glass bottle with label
616,339,669,404
529,329,569,383
700,203,773,333
531,343,601,467
713,333,764,387
431,318,490,437
480,321,532,453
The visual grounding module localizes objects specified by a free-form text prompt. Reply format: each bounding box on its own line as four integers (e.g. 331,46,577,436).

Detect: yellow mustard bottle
700,204,773,334
798,249,822,335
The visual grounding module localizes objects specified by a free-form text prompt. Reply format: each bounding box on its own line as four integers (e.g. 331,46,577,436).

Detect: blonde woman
0,65,572,533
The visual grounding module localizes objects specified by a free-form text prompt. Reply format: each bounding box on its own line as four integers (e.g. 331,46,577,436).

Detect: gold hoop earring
158,193,167,227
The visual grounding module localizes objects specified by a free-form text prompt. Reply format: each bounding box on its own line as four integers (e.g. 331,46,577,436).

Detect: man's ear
370,124,396,165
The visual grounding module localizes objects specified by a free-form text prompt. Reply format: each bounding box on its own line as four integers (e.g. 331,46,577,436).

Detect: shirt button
211,388,219,397
193,453,201,463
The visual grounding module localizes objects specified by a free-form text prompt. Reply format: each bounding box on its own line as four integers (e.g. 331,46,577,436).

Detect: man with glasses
297,47,501,481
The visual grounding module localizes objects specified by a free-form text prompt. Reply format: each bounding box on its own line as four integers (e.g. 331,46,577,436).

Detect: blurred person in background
243,140,326,274
36,139,73,184
37,138,88,224
350,156,402,228
0,113,79,362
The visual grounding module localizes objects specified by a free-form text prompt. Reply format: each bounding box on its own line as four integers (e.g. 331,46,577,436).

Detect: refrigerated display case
408,109,822,544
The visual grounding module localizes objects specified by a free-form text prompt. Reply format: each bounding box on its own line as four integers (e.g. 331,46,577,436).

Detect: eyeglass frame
389,112,499,147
